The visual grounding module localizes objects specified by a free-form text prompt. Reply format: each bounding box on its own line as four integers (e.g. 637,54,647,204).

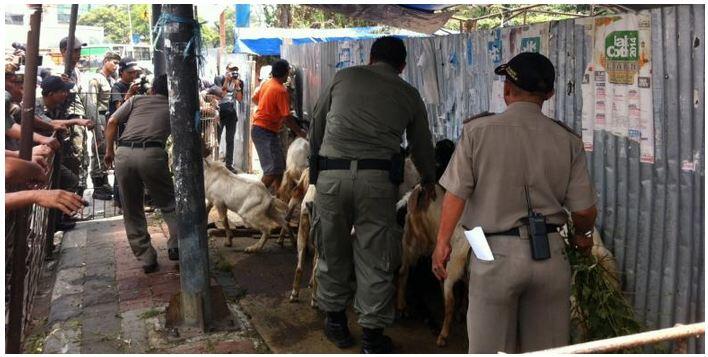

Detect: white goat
277,137,310,204
204,159,293,253
287,169,319,306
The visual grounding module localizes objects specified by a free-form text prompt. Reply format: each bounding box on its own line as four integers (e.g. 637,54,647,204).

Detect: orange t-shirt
252,78,290,133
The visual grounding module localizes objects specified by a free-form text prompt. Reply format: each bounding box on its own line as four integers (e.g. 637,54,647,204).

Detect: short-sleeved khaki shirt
110,94,171,144
439,101,597,233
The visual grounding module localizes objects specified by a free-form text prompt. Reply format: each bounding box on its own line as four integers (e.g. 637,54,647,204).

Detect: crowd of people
6,33,599,354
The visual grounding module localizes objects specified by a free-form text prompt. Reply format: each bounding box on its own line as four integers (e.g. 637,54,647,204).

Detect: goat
288,169,319,306
397,184,470,347
277,137,310,205
204,159,293,253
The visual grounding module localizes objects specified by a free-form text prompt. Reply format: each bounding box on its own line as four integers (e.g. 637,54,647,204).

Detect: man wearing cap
58,36,90,197
104,74,180,273
431,52,598,353
251,59,306,191
213,63,244,171
309,36,436,353
84,52,121,200
109,57,142,208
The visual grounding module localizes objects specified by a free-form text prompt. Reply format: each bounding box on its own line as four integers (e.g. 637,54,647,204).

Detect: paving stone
61,229,87,249
48,293,83,324
82,313,122,342
81,338,125,354
43,320,81,353
83,302,119,319
57,248,85,269
120,309,150,353
51,267,85,301
84,286,118,308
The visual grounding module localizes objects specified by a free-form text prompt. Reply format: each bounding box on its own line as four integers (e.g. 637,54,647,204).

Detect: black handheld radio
524,185,551,260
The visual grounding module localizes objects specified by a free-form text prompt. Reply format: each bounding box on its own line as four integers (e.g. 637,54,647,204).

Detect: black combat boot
324,310,354,348
92,176,113,200
361,327,393,354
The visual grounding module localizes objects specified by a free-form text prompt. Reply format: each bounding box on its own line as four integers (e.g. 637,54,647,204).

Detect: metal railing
5,132,63,353
530,322,705,354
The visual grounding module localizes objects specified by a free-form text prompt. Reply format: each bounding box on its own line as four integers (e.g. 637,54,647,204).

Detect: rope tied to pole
153,11,206,131
152,12,206,70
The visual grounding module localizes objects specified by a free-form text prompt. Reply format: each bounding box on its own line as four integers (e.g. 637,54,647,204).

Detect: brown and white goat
287,169,319,306
397,184,470,347
277,137,310,204
204,159,293,253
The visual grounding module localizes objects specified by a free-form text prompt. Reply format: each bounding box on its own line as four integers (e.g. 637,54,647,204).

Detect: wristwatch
582,228,593,239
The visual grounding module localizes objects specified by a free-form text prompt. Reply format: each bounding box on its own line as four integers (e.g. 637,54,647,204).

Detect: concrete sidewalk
40,213,266,354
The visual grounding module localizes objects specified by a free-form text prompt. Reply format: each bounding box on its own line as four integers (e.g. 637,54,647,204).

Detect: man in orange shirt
251,59,306,191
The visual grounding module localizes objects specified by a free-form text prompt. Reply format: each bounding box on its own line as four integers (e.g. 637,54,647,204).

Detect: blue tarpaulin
235,4,251,28
234,26,430,56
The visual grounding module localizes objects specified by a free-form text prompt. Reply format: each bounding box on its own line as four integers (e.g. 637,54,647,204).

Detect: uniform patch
463,111,495,124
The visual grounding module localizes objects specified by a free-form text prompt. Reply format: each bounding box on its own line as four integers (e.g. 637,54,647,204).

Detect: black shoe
143,262,159,274
168,248,179,261
324,311,354,348
56,220,76,231
362,328,393,354
92,186,113,200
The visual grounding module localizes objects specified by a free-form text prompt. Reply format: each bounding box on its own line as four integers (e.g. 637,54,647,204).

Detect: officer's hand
33,189,87,215
76,119,94,129
50,120,68,134
127,82,140,96
431,241,451,281
32,155,49,172
60,73,72,83
32,144,52,158
104,150,114,170
38,136,60,151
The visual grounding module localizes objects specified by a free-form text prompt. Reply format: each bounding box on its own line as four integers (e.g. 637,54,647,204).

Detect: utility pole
63,4,78,76
151,4,166,76
162,4,212,331
7,4,42,353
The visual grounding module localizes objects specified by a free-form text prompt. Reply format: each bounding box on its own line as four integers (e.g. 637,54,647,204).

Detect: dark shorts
251,125,285,176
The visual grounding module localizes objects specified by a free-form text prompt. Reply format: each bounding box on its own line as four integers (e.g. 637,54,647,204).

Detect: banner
580,14,654,163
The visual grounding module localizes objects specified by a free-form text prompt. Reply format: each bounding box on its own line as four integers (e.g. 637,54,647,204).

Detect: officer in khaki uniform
84,52,121,200
310,36,436,353
432,52,598,353
104,75,180,273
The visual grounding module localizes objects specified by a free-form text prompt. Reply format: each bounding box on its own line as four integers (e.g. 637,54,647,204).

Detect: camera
229,71,239,80
133,74,151,95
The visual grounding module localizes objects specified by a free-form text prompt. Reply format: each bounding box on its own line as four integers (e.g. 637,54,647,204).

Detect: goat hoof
436,335,447,347
244,245,259,253
225,240,233,247
288,292,299,302
309,299,317,308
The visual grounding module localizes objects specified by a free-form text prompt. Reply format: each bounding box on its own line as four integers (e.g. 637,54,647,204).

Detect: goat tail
404,185,431,246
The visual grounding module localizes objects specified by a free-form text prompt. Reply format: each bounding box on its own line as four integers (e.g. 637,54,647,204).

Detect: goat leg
244,230,269,253
217,204,233,247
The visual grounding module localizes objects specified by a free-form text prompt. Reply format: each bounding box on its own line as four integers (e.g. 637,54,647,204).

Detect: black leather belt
118,141,164,149
99,110,107,115
319,157,391,171
486,224,561,237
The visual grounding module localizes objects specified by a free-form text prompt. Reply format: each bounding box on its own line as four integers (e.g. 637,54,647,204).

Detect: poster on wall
580,13,654,163
489,24,553,116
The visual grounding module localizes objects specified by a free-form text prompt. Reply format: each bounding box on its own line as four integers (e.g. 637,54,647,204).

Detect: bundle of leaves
563,228,643,352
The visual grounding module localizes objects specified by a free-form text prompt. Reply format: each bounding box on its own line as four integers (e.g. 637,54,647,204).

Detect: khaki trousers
313,168,402,329
467,232,571,353
115,146,179,267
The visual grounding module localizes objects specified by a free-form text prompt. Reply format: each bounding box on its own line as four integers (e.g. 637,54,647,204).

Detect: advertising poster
580,13,654,163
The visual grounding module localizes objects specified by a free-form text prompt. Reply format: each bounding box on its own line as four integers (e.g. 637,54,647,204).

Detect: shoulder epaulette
552,119,581,138
463,111,495,124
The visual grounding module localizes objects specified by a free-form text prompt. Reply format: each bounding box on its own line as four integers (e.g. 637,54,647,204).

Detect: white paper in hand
464,227,494,261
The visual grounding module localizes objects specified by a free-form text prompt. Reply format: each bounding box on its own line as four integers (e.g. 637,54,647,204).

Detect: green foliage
567,245,643,351
290,5,375,29
448,4,592,30
78,5,150,44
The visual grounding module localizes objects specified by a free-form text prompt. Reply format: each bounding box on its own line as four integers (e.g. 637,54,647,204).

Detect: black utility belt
117,141,165,149
98,110,107,115
486,224,561,237
318,157,391,171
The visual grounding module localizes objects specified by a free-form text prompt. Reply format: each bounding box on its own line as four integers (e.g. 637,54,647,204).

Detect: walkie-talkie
525,185,551,260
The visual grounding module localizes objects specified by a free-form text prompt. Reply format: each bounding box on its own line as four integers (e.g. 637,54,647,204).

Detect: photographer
213,63,244,172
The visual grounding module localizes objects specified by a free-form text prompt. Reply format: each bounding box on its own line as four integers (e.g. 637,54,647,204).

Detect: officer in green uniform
58,36,90,197
84,52,121,200
432,52,598,353
309,36,436,353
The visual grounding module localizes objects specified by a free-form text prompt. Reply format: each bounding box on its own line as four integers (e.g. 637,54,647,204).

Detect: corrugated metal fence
282,4,704,352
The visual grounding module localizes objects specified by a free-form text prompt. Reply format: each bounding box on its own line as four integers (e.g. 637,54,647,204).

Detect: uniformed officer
309,36,436,353
58,36,90,197
84,52,121,200
431,52,598,353
104,74,180,273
